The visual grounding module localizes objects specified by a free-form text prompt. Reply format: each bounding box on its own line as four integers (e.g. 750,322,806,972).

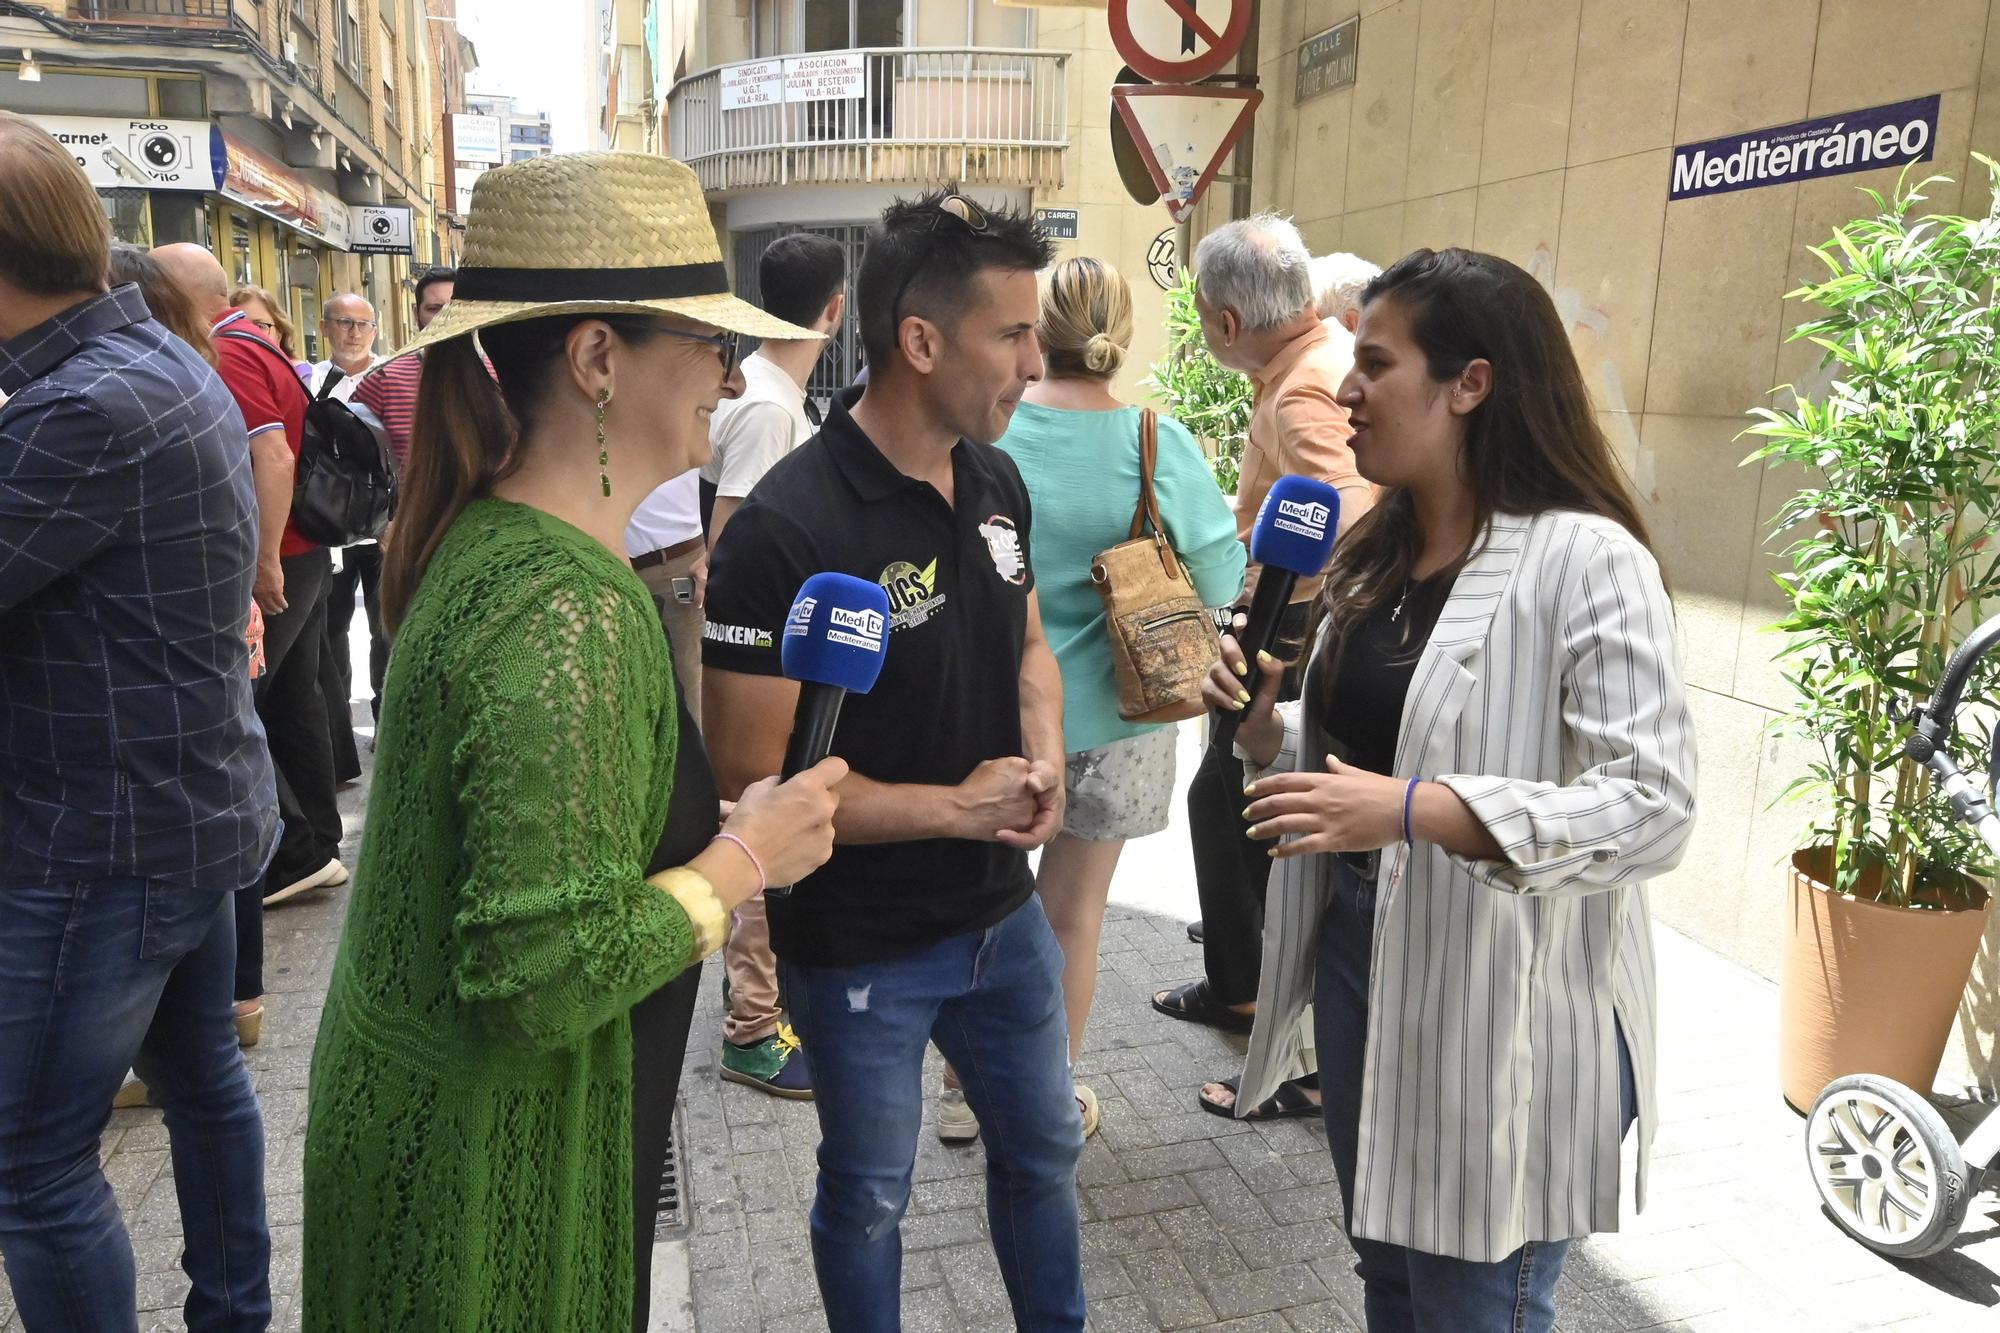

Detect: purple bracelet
712,832,767,895
1403,777,1420,848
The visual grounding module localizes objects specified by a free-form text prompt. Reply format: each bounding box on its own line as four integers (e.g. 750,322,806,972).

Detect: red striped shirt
353,352,423,470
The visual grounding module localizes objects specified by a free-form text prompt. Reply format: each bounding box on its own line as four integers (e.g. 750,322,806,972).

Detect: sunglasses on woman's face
656,327,741,380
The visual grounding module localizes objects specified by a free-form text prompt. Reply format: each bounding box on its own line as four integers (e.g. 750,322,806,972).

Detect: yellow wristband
652,867,728,959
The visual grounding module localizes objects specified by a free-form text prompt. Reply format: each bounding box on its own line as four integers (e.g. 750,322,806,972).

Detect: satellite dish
1110,65,1162,207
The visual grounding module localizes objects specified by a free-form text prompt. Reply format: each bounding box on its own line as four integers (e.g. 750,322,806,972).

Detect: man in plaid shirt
0,113,278,1330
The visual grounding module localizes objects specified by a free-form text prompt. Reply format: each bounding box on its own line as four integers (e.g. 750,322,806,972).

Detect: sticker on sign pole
1111,84,1261,223
1108,0,1254,85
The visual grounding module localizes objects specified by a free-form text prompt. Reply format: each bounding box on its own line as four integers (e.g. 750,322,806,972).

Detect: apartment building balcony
669,47,1068,196
74,0,233,26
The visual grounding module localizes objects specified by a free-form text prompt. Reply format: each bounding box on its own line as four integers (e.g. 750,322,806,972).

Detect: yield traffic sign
1110,83,1262,223
1108,0,1255,85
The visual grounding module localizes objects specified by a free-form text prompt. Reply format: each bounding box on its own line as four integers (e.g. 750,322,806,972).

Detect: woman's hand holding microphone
685,757,848,911
1201,620,1287,770
1202,625,1412,861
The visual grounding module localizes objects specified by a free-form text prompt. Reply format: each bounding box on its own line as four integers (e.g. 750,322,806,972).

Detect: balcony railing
669,48,1068,194
75,0,233,24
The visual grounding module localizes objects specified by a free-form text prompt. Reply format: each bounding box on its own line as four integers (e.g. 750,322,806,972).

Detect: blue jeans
1314,863,1637,1333
781,895,1085,1332
0,879,270,1332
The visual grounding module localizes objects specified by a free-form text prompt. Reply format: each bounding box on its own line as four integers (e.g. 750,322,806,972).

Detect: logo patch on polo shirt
879,558,948,631
705,621,774,650
979,515,1026,585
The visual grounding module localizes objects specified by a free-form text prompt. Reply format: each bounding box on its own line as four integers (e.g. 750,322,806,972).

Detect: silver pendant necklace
1390,578,1414,623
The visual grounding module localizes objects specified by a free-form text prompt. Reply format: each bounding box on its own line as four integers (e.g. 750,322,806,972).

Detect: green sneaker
720,1023,814,1100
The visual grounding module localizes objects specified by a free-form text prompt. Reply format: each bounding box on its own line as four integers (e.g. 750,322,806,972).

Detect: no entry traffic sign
1108,0,1254,85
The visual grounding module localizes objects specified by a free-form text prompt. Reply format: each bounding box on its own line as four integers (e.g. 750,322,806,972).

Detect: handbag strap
1128,409,1167,542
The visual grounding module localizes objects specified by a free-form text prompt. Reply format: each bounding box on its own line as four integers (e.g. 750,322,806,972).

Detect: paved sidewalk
4,724,1997,1332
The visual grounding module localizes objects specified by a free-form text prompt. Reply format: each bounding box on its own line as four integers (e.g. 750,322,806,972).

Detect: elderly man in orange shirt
1152,214,1376,1122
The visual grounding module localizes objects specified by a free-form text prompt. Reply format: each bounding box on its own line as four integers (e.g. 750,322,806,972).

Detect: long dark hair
1319,248,1653,643
380,312,665,633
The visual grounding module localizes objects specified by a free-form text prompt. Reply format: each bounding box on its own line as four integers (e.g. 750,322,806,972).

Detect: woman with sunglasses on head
1212,248,1696,1333
299,153,846,1333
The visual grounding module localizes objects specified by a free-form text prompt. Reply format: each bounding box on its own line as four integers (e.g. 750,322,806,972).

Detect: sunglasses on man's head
889,193,991,326
657,327,741,380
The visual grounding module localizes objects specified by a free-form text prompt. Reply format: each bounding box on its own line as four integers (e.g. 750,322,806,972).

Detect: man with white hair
1309,250,1380,332
308,292,383,402
1152,213,1374,1121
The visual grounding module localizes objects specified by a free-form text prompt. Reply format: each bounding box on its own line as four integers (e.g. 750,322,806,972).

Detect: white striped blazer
1236,509,1698,1262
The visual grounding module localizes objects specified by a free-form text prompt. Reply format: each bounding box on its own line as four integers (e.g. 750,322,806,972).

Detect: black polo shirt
703,390,1037,967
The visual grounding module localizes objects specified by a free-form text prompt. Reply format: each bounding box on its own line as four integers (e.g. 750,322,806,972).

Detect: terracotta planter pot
1778,847,1993,1112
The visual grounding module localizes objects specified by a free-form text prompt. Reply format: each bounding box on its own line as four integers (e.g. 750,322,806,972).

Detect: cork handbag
1091,410,1223,723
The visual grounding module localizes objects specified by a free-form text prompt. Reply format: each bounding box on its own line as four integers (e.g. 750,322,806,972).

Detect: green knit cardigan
302,498,694,1332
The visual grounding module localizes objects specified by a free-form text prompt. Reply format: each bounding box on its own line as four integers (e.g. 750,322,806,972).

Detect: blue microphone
1210,475,1343,756
770,573,890,896
779,572,891,781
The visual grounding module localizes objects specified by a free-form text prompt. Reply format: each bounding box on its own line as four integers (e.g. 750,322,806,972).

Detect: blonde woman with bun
995,256,1245,1133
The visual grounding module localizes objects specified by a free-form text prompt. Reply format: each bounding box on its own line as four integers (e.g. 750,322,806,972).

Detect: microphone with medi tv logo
769,573,892,896
1208,474,1344,757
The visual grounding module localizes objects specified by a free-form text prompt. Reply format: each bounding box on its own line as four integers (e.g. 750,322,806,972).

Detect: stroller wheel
1806,1074,1971,1258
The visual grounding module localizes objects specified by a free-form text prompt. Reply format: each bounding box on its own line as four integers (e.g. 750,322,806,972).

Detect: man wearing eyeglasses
307,293,384,404
312,293,390,766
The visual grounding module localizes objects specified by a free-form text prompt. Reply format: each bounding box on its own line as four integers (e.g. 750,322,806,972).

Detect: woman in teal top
995,257,1244,1133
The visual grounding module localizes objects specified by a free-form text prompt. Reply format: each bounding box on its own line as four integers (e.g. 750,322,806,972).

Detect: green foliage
1745,159,2000,907
1143,268,1253,493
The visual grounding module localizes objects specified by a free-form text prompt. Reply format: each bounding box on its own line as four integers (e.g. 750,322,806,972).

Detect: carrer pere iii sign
1669,94,1939,202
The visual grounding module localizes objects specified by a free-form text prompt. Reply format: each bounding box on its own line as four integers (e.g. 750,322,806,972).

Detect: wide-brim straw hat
395,152,818,357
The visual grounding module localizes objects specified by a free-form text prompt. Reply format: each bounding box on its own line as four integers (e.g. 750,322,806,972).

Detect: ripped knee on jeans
819,1177,911,1245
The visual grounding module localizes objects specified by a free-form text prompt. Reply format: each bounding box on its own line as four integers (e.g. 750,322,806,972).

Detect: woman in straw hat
300,152,847,1332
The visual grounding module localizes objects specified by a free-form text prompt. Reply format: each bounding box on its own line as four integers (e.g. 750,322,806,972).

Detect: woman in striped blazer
1208,248,1697,1333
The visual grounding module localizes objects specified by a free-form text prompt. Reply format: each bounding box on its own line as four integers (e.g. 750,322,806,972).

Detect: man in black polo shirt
704,194,1082,1330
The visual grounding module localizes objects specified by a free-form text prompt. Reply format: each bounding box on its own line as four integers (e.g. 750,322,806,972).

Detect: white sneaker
264,856,346,906
936,1086,980,1144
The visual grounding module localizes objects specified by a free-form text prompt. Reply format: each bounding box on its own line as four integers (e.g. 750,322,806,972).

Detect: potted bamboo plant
1746,160,2000,1111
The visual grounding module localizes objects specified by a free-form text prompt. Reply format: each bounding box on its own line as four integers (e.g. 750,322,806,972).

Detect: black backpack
218,332,397,547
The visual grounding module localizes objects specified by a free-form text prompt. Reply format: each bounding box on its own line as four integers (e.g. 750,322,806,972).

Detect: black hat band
452,260,729,303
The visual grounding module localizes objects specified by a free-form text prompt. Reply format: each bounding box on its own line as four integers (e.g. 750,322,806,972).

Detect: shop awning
222,134,345,250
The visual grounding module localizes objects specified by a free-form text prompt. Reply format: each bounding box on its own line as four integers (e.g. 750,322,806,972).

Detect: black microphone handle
768,682,847,897
1209,569,1300,757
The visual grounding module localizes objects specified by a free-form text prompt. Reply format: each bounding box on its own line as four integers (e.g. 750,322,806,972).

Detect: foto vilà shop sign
1670,94,1939,202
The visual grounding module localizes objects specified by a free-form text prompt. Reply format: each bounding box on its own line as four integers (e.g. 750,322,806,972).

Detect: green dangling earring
596,388,611,498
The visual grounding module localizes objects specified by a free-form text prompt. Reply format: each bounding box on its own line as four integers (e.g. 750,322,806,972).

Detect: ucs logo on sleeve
1274,498,1331,541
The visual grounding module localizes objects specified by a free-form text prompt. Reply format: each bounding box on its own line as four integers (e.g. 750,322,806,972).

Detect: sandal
1151,980,1255,1035
1198,1074,1321,1121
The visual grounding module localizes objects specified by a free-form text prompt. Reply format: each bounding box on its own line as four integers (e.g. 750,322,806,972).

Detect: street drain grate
651,1097,688,1240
